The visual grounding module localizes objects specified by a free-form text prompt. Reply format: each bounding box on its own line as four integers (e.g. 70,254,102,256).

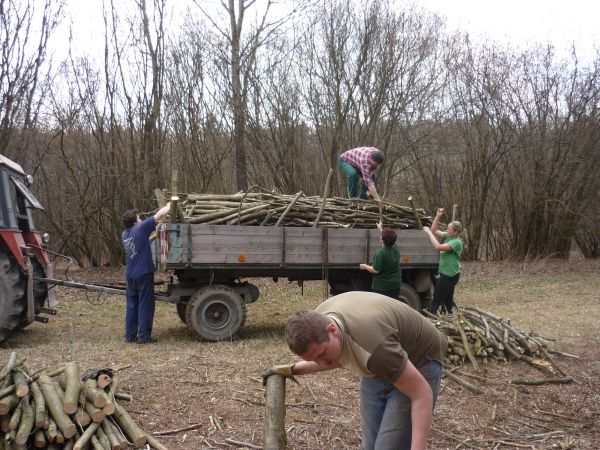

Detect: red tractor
0,154,55,343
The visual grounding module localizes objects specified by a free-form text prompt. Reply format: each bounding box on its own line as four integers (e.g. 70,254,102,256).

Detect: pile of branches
0,352,168,450
432,307,571,384
171,192,432,229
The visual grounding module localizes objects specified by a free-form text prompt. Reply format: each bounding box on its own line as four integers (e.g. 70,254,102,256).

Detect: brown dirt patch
2,260,599,449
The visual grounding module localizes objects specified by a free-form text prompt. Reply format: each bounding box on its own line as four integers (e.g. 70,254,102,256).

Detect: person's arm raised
431,208,446,239
423,227,453,252
153,203,171,223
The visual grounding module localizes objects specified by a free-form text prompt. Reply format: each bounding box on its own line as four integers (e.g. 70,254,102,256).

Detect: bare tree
0,0,64,159
299,0,449,198
191,0,311,191
163,23,233,193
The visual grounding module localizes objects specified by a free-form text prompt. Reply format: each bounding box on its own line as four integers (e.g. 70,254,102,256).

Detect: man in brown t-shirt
263,292,447,450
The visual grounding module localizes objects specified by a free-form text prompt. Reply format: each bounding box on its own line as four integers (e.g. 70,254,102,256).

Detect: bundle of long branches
172,191,433,229
0,352,168,450
433,307,566,376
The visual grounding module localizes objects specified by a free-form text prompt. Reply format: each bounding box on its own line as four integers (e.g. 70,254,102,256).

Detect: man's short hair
122,209,139,229
381,228,397,247
371,150,384,165
286,310,331,355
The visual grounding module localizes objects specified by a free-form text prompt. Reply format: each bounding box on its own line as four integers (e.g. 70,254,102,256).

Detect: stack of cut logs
0,353,168,450
170,192,432,229
435,307,559,372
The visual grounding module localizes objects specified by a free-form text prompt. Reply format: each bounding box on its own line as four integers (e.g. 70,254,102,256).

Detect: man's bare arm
392,361,433,450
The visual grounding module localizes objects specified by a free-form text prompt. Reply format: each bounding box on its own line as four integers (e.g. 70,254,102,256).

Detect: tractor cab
0,154,52,343
0,154,44,234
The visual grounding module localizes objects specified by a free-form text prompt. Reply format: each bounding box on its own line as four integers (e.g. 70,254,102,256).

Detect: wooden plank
191,240,282,251
191,245,280,256
176,224,440,267
191,253,282,264
191,225,281,237
190,234,283,244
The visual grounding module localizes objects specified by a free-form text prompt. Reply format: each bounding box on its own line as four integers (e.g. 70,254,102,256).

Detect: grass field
1,260,599,449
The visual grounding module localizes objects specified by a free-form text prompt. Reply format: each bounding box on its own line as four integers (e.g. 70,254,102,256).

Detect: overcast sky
420,0,599,60
57,0,599,63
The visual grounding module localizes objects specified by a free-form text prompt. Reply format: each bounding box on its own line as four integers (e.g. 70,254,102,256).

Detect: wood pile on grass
0,353,168,450
166,191,433,229
431,307,573,393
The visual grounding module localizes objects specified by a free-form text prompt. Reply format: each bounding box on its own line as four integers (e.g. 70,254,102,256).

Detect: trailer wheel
185,285,247,341
176,301,188,324
0,250,27,343
399,284,421,311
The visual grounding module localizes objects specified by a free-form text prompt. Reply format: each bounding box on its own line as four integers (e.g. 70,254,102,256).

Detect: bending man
338,147,384,201
264,292,447,450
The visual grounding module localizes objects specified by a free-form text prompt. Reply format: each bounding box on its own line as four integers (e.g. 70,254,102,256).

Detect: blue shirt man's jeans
125,273,156,343
360,360,443,450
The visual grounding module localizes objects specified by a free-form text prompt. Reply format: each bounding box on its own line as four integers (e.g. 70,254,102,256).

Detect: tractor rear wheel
0,250,27,343
185,285,247,341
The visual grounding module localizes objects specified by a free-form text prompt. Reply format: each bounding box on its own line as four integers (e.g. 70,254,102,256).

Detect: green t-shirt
371,244,402,291
438,233,463,277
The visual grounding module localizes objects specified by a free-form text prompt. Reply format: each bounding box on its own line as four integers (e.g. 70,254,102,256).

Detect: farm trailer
153,223,440,341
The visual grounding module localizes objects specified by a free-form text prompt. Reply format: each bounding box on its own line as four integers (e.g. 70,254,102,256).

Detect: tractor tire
15,258,48,330
185,285,247,341
0,250,27,343
399,284,421,311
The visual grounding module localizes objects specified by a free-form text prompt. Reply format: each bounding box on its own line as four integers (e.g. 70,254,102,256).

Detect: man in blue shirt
121,204,170,344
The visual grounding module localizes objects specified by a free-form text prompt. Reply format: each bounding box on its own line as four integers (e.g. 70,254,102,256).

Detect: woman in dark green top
423,207,466,314
359,228,402,299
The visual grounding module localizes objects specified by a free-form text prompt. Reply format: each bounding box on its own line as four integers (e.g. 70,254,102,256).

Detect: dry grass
2,260,599,449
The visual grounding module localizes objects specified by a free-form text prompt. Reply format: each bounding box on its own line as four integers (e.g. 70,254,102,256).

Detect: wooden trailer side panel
156,224,439,268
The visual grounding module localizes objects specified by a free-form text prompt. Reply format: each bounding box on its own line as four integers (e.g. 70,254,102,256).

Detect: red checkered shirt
340,147,379,187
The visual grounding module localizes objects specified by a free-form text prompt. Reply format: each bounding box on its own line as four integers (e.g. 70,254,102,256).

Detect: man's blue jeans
360,360,443,450
125,272,156,342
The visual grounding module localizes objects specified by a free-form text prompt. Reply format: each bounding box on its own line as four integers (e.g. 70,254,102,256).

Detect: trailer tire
0,250,27,343
399,284,421,311
185,285,247,341
176,301,187,324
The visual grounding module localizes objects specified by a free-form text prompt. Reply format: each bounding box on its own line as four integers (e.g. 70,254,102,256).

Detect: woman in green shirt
359,228,402,299
424,208,466,314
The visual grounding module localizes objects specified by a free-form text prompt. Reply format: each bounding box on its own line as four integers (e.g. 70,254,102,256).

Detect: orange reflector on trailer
402,256,410,264
239,255,246,262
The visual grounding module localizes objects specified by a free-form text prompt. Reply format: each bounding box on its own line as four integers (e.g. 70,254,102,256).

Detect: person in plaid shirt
338,147,384,201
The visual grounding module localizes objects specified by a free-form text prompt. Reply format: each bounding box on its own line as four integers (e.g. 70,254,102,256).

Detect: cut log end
15,385,29,398
90,409,106,423
97,374,111,389
102,402,115,415
63,401,78,415
133,436,148,448
62,423,77,439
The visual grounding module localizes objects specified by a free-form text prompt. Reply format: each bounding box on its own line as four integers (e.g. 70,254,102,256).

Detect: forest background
2,0,599,267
